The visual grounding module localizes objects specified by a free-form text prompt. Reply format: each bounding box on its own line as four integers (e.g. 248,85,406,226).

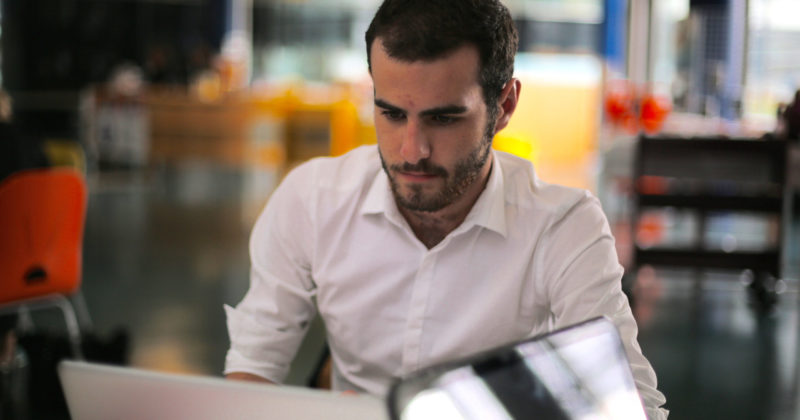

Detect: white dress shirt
225,145,667,419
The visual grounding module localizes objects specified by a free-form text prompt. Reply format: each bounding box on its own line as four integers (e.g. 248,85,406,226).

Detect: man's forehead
370,39,482,108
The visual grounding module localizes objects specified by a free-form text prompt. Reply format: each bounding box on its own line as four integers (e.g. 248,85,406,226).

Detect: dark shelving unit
632,135,790,310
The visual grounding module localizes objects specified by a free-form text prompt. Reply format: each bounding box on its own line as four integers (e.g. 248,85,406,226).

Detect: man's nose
399,121,431,164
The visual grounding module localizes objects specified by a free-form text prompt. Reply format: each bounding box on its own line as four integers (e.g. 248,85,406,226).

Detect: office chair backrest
0,169,87,302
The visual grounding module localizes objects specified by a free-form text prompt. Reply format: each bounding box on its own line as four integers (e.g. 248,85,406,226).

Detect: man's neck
399,161,493,249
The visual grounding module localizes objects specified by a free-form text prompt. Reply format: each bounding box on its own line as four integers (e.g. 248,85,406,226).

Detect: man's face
371,39,496,213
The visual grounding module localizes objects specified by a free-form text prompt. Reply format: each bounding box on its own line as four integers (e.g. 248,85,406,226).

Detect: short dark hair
365,0,518,109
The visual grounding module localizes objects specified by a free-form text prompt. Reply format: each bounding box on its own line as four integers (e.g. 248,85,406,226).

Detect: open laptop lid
58,361,387,420
387,316,646,420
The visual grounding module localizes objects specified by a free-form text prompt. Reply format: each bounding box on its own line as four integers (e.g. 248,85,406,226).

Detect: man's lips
398,171,439,182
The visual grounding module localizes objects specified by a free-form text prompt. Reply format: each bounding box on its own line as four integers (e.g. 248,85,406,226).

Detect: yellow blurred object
193,71,223,103
501,79,600,190
43,139,86,174
508,81,599,162
493,130,539,164
330,99,361,156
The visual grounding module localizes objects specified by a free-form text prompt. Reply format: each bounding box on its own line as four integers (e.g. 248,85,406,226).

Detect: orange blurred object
604,80,637,133
636,213,665,248
0,169,87,302
640,93,672,134
604,80,672,134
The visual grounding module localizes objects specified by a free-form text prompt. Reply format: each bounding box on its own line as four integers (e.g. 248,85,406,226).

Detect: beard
380,118,496,213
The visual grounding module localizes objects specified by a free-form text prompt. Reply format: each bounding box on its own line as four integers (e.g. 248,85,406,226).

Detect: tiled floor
35,163,800,418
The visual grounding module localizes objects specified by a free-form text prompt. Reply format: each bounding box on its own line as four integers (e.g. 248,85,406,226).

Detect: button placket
400,250,437,372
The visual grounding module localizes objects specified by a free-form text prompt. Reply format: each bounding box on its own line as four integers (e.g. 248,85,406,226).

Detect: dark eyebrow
420,105,468,116
374,98,467,116
375,98,404,113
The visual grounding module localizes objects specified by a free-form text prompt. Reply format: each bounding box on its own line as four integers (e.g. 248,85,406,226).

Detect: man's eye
382,110,406,122
430,115,456,125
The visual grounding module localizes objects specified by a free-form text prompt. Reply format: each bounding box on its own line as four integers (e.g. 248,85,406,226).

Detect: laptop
58,361,387,420
388,317,647,420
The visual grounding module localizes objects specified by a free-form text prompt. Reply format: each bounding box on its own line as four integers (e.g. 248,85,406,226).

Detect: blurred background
1,0,799,418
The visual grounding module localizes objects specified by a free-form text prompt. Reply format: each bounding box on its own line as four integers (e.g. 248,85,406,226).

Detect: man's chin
389,174,449,212
398,201,442,213
395,191,448,213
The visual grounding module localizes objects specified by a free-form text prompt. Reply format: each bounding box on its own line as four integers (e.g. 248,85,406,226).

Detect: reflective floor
634,270,800,419
61,164,800,418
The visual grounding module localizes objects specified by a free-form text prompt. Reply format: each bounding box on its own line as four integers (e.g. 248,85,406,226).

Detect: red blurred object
636,175,669,195
604,80,672,134
640,93,672,134
604,80,638,134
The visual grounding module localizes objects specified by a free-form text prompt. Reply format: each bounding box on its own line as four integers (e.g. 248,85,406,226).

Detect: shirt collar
360,151,508,238
361,169,393,215
462,151,507,237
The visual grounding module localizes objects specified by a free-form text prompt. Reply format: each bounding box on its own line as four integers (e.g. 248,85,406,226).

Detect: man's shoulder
265,145,382,225
284,145,382,191
495,150,593,218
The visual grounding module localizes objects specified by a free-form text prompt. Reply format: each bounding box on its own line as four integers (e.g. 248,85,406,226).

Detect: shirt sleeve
538,193,669,419
223,167,317,383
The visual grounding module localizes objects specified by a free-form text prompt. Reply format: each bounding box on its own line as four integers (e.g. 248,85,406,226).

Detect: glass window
649,0,690,106
512,0,602,54
744,0,800,121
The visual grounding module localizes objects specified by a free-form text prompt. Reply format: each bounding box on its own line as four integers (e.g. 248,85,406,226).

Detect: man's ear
493,78,521,134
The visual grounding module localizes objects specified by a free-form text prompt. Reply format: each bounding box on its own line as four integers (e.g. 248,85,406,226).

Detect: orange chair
0,168,89,359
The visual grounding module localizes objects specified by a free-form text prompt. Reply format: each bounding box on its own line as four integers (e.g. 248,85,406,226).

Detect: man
225,0,668,418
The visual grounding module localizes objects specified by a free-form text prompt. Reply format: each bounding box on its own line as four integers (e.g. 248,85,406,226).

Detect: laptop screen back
390,317,646,420
58,361,386,420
